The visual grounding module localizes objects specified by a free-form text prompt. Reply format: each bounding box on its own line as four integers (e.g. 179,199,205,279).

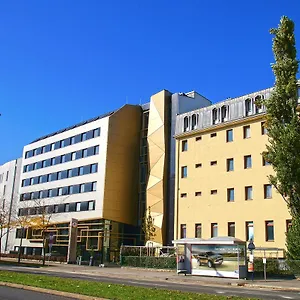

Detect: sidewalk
40,262,300,292
1,259,300,292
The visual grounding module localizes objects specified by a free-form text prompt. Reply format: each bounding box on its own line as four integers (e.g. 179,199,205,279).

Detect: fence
120,245,177,269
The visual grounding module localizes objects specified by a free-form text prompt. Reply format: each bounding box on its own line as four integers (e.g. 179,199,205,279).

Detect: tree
142,206,156,243
263,16,299,258
0,197,10,258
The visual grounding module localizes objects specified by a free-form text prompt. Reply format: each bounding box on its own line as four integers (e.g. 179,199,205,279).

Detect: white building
0,158,22,253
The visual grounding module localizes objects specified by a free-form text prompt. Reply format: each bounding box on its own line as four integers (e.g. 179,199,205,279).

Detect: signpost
247,240,255,281
263,257,267,281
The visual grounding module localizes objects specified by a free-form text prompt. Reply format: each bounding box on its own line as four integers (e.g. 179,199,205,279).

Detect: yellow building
174,83,300,253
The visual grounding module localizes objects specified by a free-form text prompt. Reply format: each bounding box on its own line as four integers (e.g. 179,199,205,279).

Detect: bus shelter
173,237,247,279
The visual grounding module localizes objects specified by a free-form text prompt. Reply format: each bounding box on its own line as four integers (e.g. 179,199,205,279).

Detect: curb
0,281,107,300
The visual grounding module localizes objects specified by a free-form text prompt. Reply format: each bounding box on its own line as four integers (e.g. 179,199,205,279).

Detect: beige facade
175,113,292,251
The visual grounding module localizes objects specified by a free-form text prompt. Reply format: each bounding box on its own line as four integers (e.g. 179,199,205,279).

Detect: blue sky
0,0,299,164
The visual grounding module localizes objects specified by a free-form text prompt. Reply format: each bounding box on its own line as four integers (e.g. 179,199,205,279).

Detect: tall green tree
264,16,299,259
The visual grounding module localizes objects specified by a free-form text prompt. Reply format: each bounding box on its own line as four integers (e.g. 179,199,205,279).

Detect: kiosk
173,237,247,279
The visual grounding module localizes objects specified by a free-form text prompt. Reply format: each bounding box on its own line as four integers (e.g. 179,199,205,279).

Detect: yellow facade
175,114,291,251
146,90,171,245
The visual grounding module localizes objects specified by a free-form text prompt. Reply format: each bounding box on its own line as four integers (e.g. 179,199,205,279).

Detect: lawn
0,270,258,300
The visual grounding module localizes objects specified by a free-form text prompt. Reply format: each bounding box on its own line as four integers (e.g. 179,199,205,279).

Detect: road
0,286,75,300
1,265,300,300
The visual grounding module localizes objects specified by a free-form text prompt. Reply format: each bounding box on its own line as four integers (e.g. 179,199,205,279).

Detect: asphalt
1,260,300,299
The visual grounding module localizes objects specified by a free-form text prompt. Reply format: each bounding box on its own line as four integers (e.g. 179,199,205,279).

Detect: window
6,171,9,181
181,166,187,178
182,140,188,152
210,161,217,166
195,136,202,141
83,165,91,175
210,133,217,138
195,163,202,168
180,224,186,238
183,117,189,132
245,186,253,200
243,125,251,139
266,221,274,241
94,145,99,155
245,99,252,116
246,221,254,241
54,205,59,213
180,193,187,198
227,158,234,172
226,129,233,142
262,156,271,166
3,185,6,196
70,136,75,145
92,182,97,191
227,188,234,202
50,143,55,151
65,204,70,212
261,122,268,135
211,189,217,195
244,155,252,169
191,114,197,130
195,191,202,196
71,152,76,161
264,184,272,199
79,167,84,176
195,224,202,238
57,171,62,180
212,108,218,125
93,128,100,137
286,220,292,232
76,150,83,159
88,200,95,210
33,177,40,185
81,132,87,141
61,155,67,163
54,141,61,150
58,188,63,196
228,222,235,237
211,223,218,237
54,156,61,165
83,149,88,158
74,134,82,143
87,147,95,156
76,202,81,212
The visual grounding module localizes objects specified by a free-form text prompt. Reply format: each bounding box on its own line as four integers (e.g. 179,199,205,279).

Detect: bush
121,256,176,269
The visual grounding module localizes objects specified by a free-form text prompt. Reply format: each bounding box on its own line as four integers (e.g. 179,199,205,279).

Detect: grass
0,270,258,300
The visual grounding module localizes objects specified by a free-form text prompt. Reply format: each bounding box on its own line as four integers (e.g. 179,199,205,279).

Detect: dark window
71,152,76,161
261,122,268,135
264,184,272,199
243,125,251,139
80,201,89,211
210,161,217,166
262,156,271,166
195,163,202,168
22,178,30,187
92,182,97,191
74,134,82,143
69,203,76,212
246,221,254,241
61,155,67,163
228,222,235,237
266,221,274,241
211,223,218,237
227,158,234,171
54,205,59,213
79,167,84,176
54,141,61,150
33,191,39,200
65,204,70,212
49,188,58,197
61,170,68,179
36,161,43,169
32,177,39,185
41,146,46,154
245,186,253,200
244,155,252,169
61,138,70,147
211,133,217,137
83,165,91,175
54,156,61,165
71,168,79,177
49,173,58,181
227,188,234,202
93,128,100,137
181,166,187,178
58,204,65,213
76,150,83,159
91,163,98,173
76,202,81,211
286,220,292,232
40,175,48,184
195,191,202,196
45,144,51,152
88,200,95,210
195,136,202,141
28,164,34,171
87,147,94,156
82,149,88,158
81,132,87,141
62,186,69,195
182,140,188,152
195,224,202,238
64,153,72,162
226,129,233,142
94,145,99,155
180,224,186,238
41,190,49,198
211,190,217,195
86,130,94,140
180,193,187,198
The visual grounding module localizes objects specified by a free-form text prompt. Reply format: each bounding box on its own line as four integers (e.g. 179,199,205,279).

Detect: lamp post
248,240,255,280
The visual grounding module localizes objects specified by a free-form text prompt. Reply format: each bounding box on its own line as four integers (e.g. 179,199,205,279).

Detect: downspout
174,138,180,240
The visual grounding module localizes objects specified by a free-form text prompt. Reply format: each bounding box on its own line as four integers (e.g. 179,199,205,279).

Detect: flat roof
30,111,114,144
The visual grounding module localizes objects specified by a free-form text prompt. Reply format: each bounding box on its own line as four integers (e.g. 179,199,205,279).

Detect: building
0,158,22,253
15,105,141,260
174,81,300,253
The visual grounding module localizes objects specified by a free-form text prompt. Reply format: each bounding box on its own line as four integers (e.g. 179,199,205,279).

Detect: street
0,286,75,300
0,265,300,300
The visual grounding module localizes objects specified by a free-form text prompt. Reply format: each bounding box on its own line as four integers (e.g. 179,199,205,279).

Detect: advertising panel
191,244,245,278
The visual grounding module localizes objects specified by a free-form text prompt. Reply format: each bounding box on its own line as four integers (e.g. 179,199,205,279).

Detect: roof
30,111,114,144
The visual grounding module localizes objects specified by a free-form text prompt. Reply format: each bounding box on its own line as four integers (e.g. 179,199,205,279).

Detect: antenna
126,96,128,104
139,98,142,105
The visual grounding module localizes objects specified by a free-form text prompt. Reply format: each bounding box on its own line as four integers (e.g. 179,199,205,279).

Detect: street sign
263,258,266,264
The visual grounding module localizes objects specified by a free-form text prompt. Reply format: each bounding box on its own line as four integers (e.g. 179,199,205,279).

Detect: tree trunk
18,229,24,264
42,233,46,266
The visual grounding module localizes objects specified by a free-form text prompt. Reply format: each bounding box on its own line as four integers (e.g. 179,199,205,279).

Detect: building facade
0,158,22,253
15,105,141,260
174,82,300,253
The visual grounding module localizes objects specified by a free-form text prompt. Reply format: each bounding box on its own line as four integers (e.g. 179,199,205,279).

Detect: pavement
2,259,299,292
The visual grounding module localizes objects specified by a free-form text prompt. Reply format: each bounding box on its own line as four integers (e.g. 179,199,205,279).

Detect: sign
248,262,254,272
248,241,255,252
249,254,254,263
263,258,266,264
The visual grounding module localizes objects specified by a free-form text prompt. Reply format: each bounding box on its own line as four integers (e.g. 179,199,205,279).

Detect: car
196,251,223,268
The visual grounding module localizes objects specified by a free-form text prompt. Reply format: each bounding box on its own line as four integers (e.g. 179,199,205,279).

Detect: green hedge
286,260,300,276
121,256,176,269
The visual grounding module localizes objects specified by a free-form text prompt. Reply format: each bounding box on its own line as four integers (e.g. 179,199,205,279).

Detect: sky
0,0,299,165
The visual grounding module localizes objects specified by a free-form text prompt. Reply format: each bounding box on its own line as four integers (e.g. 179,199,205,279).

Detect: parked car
196,251,223,268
